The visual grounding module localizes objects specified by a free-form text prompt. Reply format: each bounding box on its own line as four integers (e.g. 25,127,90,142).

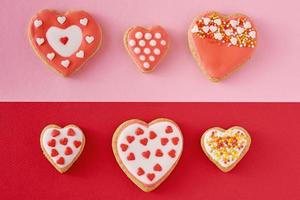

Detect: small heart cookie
112,118,183,192
201,126,251,172
40,124,85,173
124,26,169,72
29,9,102,76
188,12,257,82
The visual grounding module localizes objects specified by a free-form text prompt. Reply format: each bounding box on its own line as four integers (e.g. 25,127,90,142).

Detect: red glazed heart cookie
188,12,257,82
40,124,85,173
29,10,102,76
201,126,251,172
124,26,169,72
112,118,183,192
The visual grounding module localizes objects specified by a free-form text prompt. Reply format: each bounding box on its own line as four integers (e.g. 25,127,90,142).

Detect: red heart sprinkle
60,138,68,145
168,149,176,158
165,126,173,133
67,128,76,136
155,149,163,157
153,163,162,171
142,150,150,159
140,138,148,146
65,147,73,155
47,139,56,147
51,130,60,137
126,136,135,143
172,137,179,145
56,157,65,165
137,167,145,176
74,140,82,148
161,138,169,145
120,144,128,152
147,173,155,181
127,152,135,161
135,128,144,135
149,131,157,139
51,149,59,157
60,37,68,45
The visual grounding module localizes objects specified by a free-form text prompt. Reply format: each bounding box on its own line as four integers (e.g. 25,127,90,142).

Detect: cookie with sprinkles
112,118,183,192
124,26,170,72
201,126,251,172
188,11,257,82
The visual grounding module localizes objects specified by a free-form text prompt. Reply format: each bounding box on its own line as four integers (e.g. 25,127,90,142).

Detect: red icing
51,129,60,137
127,153,135,161
29,10,102,77
140,138,148,146
147,173,155,181
165,126,173,134
135,128,144,135
56,157,65,165
168,149,176,158
142,150,150,159
155,149,163,157
60,37,68,45
47,139,56,147
73,140,82,148
153,163,162,171
126,136,135,143
149,131,157,139
59,138,68,145
137,167,145,176
67,128,76,136
161,138,169,145
126,26,169,72
172,137,179,145
65,146,73,155
51,149,59,157
120,144,128,152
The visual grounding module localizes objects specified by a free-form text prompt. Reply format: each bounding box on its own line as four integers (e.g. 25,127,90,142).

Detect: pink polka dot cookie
112,118,183,192
28,10,102,77
188,12,257,82
124,26,169,72
201,126,251,172
40,124,85,173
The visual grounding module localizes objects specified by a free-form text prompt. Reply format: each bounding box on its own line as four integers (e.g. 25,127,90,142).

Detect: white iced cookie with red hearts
112,118,183,192
201,126,251,172
124,26,169,72
29,9,102,77
40,124,85,173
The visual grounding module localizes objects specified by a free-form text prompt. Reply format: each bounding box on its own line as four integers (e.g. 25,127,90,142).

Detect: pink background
0,0,299,102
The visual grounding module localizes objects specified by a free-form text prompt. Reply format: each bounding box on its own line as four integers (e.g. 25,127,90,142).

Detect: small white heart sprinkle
36,38,44,46
214,19,221,26
209,26,217,32
230,37,238,45
80,18,88,26
244,21,252,29
46,53,55,60
225,29,232,36
214,32,223,40
230,20,238,27
202,26,209,33
61,59,70,68
249,31,256,39
191,25,199,33
76,50,84,58
237,27,245,34
57,16,66,24
203,17,211,25
85,36,94,44
34,19,42,28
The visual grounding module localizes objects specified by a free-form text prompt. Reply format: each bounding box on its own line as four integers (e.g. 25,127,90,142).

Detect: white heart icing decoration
61,59,70,68
46,25,82,57
80,18,88,26
57,16,66,24
76,50,84,58
34,19,43,28
36,38,45,45
85,36,94,44
113,119,183,191
47,52,55,60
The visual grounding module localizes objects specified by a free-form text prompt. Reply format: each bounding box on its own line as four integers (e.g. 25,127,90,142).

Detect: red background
1,103,299,199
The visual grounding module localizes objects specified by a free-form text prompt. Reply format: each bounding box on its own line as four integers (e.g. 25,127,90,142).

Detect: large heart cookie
29,10,102,76
112,118,183,192
201,126,251,172
188,12,257,82
124,26,169,72
40,124,85,173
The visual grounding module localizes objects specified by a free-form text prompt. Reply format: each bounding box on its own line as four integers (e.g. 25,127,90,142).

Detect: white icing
203,128,248,168
76,50,84,58
138,40,146,47
237,27,245,34
80,18,88,26
191,25,199,33
57,16,66,24
203,17,210,25
230,37,237,45
144,33,152,40
154,33,161,39
149,39,157,46
61,59,70,68
46,25,82,57
214,19,221,26
46,52,55,60
134,47,141,54
244,21,252,29
214,32,223,40
160,40,166,46
144,48,151,55
129,40,136,46
116,121,183,185
135,32,143,39
85,36,94,44
225,29,232,36
149,56,155,61
34,19,43,28
143,62,150,68
41,126,84,169
202,26,209,33
209,25,217,32
139,55,146,61
153,48,160,55
230,20,238,27
249,31,256,39
36,38,45,46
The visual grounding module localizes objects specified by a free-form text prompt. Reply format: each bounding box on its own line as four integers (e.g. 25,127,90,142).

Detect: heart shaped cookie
29,10,102,76
201,126,251,172
40,124,85,173
112,118,183,192
124,26,169,72
188,12,257,82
